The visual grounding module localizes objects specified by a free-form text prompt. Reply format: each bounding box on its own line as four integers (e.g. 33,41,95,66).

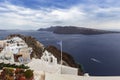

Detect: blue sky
0,0,120,30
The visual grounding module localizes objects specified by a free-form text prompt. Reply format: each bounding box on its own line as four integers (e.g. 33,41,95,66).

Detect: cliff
6,34,84,75
38,26,57,32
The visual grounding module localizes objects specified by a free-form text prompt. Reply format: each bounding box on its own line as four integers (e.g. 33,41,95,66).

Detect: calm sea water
0,30,120,76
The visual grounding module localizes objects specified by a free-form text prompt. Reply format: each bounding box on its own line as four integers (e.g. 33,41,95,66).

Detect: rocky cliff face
6,34,84,75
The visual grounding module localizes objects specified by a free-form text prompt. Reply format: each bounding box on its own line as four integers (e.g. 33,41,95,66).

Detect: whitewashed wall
61,65,78,75
27,58,78,75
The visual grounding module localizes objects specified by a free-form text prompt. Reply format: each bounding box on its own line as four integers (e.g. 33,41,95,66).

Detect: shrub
24,69,33,79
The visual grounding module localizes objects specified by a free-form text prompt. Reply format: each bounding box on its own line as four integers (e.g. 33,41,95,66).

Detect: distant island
38,26,120,35
0,30,6,31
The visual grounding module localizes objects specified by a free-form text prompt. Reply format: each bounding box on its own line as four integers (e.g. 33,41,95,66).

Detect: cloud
0,0,120,30
0,2,86,30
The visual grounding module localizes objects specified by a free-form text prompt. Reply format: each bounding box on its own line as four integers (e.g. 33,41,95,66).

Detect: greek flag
57,40,62,46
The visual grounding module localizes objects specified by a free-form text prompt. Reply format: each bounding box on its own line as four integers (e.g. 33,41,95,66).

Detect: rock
6,34,84,75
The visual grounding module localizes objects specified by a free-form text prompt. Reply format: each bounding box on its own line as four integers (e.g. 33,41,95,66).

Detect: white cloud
51,7,85,21
0,1,120,30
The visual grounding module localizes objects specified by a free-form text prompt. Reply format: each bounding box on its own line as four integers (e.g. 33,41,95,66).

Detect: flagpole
60,41,62,74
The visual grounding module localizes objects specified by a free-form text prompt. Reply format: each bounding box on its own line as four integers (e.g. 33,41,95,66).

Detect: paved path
46,74,120,80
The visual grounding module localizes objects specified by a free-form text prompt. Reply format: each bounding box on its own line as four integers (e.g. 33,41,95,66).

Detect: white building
0,37,32,64
41,50,57,65
32,50,78,75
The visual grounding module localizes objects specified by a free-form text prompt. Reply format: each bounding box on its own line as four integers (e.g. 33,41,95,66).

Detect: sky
0,0,120,30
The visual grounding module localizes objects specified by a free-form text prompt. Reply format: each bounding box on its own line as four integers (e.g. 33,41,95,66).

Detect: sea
0,30,120,76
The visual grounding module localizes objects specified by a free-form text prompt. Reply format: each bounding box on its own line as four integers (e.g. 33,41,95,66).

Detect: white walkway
46,74,120,80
